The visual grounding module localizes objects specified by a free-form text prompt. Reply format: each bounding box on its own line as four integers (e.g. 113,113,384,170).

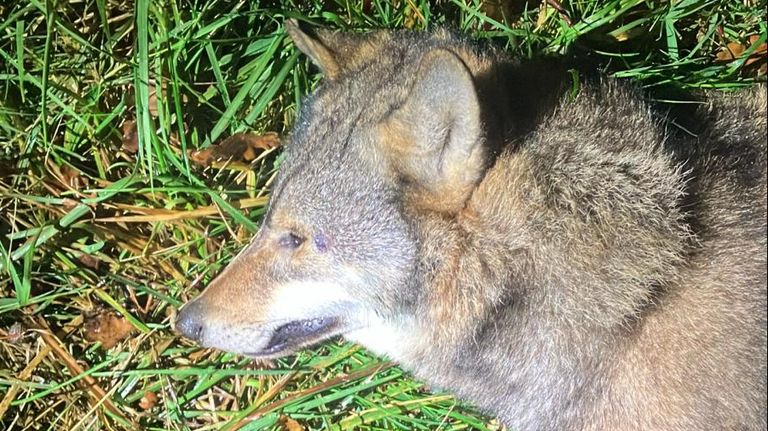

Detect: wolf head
175,21,487,358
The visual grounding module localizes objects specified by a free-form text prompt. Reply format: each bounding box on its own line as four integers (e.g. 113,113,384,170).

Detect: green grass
0,0,765,430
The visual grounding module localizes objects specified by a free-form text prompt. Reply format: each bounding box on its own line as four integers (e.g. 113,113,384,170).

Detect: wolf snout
175,299,206,342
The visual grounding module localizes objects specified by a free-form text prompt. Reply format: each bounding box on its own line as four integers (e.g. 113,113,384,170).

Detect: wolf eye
279,232,304,249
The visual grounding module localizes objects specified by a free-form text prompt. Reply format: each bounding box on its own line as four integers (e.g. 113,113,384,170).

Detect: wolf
176,20,768,430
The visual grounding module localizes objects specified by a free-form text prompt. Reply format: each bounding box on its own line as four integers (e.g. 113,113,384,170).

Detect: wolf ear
285,19,342,78
286,19,376,80
381,49,484,213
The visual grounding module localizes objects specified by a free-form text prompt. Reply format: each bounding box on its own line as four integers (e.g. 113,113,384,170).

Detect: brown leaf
716,41,746,62
77,253,100,270
83,310,134,349
188,132,280,167
745,40,767,67
122,120,139,154
138,391,158,410
35,317,135,426
754,41,767,55
717,36,768,76
279,415,305,431
60,165,83,189
188,147,214,166
745,51,767,67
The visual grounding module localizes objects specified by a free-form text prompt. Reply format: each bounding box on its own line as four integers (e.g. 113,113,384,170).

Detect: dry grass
1,0,765,430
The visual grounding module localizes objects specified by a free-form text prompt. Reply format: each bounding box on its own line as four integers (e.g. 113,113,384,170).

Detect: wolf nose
175,300,206,342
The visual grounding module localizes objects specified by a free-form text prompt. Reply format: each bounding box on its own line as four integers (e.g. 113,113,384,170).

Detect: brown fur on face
178,21,767,430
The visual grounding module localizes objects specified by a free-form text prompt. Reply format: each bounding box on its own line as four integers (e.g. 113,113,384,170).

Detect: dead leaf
138,391,158,410
715,37,767,76
122,120,139,154
716,41,746,62
51,161,92,194
189,132,280,167
716,37,766,62
279,415,305,431
77,253,100,270
83,310,134,349
35,317,135,426
744,37,767,67
60,165,83,189
745,51,767,67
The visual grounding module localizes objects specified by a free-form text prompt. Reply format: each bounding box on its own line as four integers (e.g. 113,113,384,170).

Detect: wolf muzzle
175,299,206,342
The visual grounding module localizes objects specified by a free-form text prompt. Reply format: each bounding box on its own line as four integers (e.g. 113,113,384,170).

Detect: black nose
175,299,206,342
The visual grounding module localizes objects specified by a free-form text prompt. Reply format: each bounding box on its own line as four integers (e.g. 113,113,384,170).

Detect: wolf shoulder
516,77,766,231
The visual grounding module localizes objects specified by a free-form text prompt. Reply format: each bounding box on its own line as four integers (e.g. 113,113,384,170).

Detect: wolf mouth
255,317,338,356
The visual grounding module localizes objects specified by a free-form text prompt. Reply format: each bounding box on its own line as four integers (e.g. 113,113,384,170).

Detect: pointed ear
381,49,485,213
286,19,382,80
285,19,342,78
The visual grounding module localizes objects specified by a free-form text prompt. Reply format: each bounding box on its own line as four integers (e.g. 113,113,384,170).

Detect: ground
0,0,765,430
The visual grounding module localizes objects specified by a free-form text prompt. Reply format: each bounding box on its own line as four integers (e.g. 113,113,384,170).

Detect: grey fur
177,23,767,430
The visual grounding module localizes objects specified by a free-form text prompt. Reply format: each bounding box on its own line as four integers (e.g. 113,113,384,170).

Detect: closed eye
279,232,304,249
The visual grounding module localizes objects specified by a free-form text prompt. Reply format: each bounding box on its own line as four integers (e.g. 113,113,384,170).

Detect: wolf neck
406,127,690,349
376,81,693,425
383,158,690,427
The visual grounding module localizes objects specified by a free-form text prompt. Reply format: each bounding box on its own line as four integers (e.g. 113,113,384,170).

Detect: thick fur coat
177,22,767,430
